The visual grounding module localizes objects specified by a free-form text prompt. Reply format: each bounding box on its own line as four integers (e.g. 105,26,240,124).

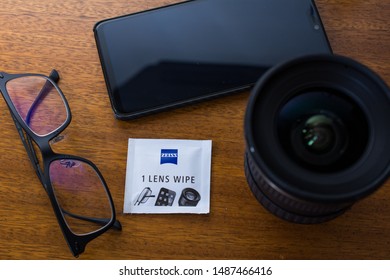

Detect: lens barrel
244,54,390,223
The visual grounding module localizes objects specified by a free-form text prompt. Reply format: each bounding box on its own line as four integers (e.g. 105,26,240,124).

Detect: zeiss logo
160,149,178,165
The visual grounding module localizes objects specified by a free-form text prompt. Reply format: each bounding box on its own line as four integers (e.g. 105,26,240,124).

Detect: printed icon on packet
155,188,176,206
134,187,155,206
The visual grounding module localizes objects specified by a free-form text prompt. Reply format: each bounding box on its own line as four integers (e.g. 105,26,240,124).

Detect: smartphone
94,0,332,119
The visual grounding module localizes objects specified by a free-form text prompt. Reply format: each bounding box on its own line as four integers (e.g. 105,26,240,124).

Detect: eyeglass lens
5,76,68,136
49,159,113,235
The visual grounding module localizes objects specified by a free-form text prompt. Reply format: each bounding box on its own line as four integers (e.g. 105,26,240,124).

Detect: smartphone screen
94,0,331,119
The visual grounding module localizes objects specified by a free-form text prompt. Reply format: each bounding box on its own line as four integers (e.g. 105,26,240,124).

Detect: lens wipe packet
123,139,212,214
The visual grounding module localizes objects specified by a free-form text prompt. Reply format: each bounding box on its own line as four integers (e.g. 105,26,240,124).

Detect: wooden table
0,0,389,260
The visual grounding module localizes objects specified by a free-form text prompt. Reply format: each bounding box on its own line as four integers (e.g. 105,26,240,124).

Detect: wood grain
0,0,389,259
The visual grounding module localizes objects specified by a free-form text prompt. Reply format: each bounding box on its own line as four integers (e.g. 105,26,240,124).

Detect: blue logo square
160,149,178,165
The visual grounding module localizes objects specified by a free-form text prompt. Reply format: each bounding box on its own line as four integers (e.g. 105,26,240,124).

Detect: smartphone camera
244,54,390,223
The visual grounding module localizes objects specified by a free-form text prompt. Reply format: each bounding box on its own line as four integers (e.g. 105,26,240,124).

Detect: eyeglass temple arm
11,115,122,231
11,114,45,183
15,69,60,181
25,69,60,126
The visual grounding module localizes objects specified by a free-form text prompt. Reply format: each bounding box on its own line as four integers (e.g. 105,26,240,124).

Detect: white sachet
124,139,212,214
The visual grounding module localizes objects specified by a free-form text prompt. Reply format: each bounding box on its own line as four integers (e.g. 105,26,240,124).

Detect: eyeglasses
0,70,122,257
134,187,155,206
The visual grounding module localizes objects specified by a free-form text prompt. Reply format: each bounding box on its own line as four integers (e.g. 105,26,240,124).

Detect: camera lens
244,54,390,223
179,188,201,207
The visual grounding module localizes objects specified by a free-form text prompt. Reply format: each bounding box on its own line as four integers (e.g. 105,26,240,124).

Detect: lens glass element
185,190,197,200
6,76,68,136
277,90,368,172
49,159,113,235
302,114,335,154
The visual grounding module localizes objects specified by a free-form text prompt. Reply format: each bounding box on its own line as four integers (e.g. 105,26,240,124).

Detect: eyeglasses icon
134,187,156,206
0,69,122,257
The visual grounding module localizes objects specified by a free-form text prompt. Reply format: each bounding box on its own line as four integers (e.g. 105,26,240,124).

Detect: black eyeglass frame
0,70,122,257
